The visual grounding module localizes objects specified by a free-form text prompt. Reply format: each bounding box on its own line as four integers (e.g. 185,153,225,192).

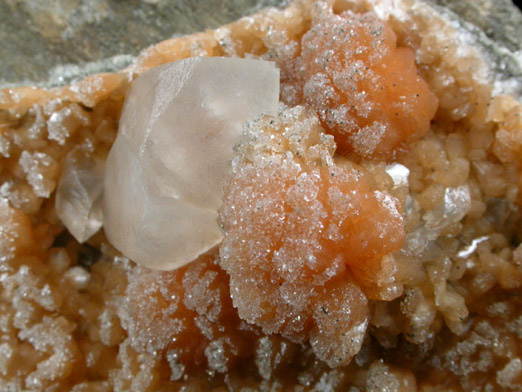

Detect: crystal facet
55,149,104,243
104,57,280,270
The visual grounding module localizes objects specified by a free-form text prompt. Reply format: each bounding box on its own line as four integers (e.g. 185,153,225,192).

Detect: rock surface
1,1,520,89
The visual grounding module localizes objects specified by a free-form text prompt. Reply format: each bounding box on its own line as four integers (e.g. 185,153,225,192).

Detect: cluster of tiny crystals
219,105,404,367
277,4,439,159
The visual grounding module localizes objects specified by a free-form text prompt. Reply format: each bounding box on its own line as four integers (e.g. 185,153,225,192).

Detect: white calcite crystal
104,57,279,270
55,149,104,243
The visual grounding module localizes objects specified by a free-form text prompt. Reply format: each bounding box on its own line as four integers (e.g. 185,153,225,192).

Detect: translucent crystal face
55,149,104,243
104,57,280,270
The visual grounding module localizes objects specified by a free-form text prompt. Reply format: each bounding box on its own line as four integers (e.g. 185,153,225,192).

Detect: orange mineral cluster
219,105,405,367
280,6,439,159
124,251,261,377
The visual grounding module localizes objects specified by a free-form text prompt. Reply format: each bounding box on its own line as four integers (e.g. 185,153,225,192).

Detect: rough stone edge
424,0,522,99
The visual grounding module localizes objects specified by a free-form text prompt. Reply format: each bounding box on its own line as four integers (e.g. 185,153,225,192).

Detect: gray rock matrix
0,0,520,88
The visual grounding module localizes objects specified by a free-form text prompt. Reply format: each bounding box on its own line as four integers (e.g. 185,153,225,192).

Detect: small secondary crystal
55,148,104,243
103,57,280,270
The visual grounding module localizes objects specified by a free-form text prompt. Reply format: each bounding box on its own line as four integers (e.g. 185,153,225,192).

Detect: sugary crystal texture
123,251,261,376
103,57,280,270
219,105,405,367
283,6,439,158
55,148,104,243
